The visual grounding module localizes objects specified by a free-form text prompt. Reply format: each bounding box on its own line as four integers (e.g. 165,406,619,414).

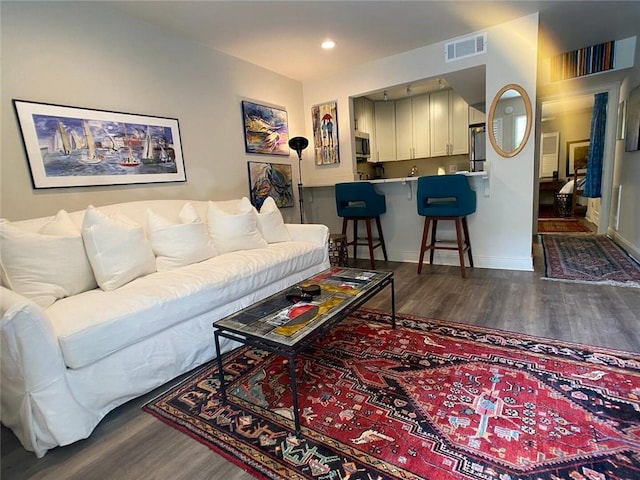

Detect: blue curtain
584,92,608,198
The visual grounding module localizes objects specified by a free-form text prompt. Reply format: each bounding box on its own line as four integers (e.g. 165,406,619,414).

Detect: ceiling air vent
445,33,487,62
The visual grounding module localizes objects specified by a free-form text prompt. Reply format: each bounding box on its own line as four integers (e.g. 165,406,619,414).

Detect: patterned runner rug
537,218,592,234
143,309,640,480
542,235,640,287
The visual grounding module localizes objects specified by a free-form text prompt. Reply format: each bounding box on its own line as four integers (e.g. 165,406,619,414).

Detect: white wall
1,2,305,222
301,14,539,270
612,47,640,259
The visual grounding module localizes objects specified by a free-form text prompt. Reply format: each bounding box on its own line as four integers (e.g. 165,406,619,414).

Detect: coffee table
213,267,394,435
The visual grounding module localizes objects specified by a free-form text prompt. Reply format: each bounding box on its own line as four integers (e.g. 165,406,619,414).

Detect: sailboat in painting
119,128,141,167
54,121,72,155
78,120,103,164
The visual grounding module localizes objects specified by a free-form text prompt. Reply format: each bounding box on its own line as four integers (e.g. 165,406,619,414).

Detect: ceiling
106,1,639,84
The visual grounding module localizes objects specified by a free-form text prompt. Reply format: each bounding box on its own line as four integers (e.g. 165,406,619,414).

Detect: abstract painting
12,100,185,188
247,161,294,209
311,101,340,165
242,101,289,156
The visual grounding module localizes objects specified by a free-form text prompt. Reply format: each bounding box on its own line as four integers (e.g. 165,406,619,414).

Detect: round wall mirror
487,84,532,158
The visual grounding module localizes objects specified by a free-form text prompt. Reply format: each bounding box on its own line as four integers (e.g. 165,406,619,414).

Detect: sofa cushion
207,197,268,254
0,212,97,308
40,209,82,236
47,240,327,369
147,204,217,271
256,196,291,243
81,206,156,291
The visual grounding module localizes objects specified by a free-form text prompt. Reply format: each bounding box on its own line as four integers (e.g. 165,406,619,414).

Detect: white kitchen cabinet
373,101,396,162
450,92,469,155
430,90,469,157
395,98,412,161
469,104,486,125
394,95,430,161
412,94,430,158
354,97,375,135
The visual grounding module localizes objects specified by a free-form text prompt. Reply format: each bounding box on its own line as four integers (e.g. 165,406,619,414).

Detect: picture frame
241,100,289,156
624,84,640,152
12,99,185,189
311,101,340,165
566,139,590,176
247,161,294,209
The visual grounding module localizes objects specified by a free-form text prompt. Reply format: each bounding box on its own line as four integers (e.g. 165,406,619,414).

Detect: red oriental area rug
537,218,592,234
143,309,640,480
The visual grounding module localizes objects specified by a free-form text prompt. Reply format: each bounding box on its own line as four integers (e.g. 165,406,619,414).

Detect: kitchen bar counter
304,171,487,188
301,169,532,272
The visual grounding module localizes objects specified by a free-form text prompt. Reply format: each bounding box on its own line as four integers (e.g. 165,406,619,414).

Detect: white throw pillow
207,197,268,254
81,206,156,291
147,204,216,271
0,212,97,308
256,196,291,243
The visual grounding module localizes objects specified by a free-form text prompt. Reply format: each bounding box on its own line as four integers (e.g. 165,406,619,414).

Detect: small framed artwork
241,100,289,156
567,139,590,176
311,101,340,165
625,84,640,152
12,99,185,188
247,161,294,209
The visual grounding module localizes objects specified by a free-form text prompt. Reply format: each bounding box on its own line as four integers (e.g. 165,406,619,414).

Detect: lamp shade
288,136,309,154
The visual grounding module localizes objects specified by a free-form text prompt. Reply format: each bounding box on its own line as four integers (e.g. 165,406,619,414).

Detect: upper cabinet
430,90,469,157
469,104,486,125
395,95,431,161
354,97,375,135
412,95,431,159
357,89,469,163
373,101,396,162
395,98,413,161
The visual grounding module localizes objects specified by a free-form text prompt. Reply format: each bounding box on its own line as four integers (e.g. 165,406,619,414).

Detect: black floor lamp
288,136,309,224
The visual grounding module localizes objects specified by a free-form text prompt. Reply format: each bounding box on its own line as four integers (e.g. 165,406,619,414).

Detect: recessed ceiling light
321,40,336,50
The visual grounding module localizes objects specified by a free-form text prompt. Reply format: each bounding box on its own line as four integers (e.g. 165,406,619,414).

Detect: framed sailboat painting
12,99,186,188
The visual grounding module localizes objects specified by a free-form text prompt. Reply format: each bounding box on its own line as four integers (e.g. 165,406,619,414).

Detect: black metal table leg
390,277,396,329
288,354,301,435
214,330,227,402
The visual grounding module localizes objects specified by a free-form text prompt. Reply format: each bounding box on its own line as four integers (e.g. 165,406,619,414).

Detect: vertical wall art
12,99,185,188
242,101,289,156
247,161,294,209
311,101,340,165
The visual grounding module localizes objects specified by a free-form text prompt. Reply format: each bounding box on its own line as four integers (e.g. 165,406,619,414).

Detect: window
515,114,527,148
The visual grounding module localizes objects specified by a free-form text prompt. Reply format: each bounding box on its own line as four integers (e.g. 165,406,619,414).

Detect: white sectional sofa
0,198,330,457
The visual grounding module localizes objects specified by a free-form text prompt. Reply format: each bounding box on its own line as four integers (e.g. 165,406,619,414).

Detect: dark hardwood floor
3,237,639,479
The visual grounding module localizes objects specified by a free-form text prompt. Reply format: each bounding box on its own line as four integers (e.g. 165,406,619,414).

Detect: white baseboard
363,248,534,271
608,228,640,263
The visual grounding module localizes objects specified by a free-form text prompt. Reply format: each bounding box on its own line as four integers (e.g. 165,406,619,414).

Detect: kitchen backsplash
358,155,469,180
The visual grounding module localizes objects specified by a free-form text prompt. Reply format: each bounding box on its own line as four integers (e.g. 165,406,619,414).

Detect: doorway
535,83,620,235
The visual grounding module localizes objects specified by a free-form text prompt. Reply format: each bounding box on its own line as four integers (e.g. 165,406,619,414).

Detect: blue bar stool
416,175,476,278
335,182,388,269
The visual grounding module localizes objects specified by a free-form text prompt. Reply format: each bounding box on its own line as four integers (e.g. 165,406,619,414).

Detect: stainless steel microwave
354,131,370,160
